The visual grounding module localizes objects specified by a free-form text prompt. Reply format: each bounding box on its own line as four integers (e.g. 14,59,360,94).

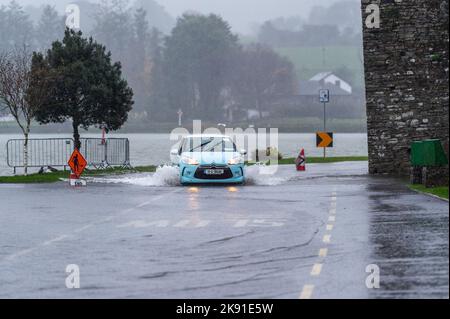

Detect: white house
309,72,353,94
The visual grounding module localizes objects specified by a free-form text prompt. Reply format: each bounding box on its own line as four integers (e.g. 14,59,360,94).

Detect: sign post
68,149,87,187
319,89,331,158
177,109,183,127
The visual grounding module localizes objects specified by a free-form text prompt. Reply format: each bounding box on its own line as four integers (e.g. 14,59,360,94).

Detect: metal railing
82,138,131,168
83,138,107,168
6,137,131,173
6,138,74,173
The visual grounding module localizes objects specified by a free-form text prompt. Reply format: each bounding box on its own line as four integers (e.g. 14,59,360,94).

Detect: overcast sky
0,0,354,34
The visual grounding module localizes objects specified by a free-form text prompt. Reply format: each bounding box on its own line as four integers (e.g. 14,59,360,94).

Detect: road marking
299,285,314,299
174,220,211,228
74,224,94,233
319,248,328,258
0,189,182,264
310,263,323,276
136,201,152,208
251,219,285,227
124,190,181,213
298,191,336,300
121,208,136,214
42,235,70,246
4,248,35,262
117,220,170,228
234,219,249,228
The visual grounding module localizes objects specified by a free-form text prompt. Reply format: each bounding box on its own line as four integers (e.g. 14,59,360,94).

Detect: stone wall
362,0,449,176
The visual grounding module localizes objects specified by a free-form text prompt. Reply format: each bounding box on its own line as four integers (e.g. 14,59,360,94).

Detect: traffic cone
296,149,306,171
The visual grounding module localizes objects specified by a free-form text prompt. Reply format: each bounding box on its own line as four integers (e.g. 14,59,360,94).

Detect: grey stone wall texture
362,0,449,176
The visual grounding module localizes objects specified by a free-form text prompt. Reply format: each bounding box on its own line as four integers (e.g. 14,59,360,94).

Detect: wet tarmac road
0,162,448,298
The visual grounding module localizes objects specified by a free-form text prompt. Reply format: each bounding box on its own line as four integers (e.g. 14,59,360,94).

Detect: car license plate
204,169,224,175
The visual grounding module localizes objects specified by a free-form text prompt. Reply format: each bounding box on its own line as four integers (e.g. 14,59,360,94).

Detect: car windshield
183,137,236,153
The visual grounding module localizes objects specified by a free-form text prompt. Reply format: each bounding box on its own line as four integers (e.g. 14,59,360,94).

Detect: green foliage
132,0,175,34
0,171,67,183
409,185,449,200
35,5,64,51
231,44,297,119
32,29,134,148
163,13,239,119
0,1,34,51
275,46,364,88
431,54,442,62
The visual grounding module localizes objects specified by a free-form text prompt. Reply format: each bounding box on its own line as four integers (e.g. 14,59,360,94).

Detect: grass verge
277,156,368,165
0,166,157,184
247,156,368,166
409,184,449,200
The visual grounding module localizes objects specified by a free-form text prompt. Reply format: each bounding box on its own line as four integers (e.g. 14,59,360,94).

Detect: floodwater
90,164,301,187
0,162,448,298
0,133,367,176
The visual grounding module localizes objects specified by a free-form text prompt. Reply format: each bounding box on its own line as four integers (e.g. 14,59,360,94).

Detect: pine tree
33,29,134,150
0,1,34,51
35,5,64,51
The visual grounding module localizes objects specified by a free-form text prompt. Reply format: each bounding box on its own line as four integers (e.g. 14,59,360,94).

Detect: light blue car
171,135,246,185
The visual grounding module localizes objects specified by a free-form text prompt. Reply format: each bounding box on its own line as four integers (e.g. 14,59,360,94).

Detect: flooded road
0,133,368,176
0,162,448,298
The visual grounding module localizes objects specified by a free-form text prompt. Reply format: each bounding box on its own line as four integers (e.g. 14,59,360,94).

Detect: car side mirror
240,149,247,156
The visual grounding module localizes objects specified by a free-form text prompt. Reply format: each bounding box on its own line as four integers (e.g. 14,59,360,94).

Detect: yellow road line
319,248,328,257
323,234,331,243
298,191,336,299
299,285,315,299
310,263,323,276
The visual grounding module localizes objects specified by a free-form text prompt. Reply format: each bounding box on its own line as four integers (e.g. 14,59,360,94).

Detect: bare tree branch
0,46,34,134
0,46,50,175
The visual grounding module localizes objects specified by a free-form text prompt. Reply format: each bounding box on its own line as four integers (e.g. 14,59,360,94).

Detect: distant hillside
275,46,365,89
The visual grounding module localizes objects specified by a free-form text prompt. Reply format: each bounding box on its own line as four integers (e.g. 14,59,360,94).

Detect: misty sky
0,0,356,34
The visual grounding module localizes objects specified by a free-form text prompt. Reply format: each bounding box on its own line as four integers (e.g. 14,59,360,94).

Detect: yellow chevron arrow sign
316,132,334,148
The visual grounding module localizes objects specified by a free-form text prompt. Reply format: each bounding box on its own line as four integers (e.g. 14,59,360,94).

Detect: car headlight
182,156,199,165
228,156,243,165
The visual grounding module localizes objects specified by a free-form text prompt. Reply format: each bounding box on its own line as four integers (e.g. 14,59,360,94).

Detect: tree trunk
256,97,263,120
73,122,81,150
23,131,29,176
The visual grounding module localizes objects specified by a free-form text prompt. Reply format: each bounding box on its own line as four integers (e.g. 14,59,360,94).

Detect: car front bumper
180,164,245,184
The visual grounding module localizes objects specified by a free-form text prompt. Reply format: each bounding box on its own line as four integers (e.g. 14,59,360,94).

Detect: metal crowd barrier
6,137,131,174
